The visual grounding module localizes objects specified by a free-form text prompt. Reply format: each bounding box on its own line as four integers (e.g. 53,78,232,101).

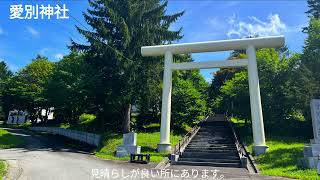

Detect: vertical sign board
311,99,320,143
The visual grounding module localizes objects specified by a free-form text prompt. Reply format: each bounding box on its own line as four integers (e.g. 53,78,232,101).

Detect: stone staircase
175,115,242,167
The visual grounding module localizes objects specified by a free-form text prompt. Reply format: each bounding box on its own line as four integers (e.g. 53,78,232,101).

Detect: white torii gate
141,36,285,155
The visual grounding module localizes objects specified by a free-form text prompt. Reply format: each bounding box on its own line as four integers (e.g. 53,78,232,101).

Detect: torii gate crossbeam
141,36,285,155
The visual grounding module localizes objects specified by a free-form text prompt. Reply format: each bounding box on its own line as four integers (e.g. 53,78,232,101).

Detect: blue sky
0,0,308,82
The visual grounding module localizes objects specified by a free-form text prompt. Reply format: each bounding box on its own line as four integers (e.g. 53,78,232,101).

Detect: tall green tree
4,56,54,123
0,61,12,120
171,69,207,131
292,0,320,120
45,52,95,124
306,0,320,19
135,54,208,131
71,0,184,132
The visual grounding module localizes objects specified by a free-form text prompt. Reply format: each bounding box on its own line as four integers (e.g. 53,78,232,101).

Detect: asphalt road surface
0,128,291,180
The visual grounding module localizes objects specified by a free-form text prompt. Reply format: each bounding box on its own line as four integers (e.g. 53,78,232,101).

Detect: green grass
247,137,319,180
43,121,182,163
95,131,181,162
0,160,6,180
0,129,24,148
231,117,319,180
0,122,31,129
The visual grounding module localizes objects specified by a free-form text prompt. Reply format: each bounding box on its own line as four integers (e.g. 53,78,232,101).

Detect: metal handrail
172,116,208,155
172,126,199,155
226,116,258,173
226,117,246,158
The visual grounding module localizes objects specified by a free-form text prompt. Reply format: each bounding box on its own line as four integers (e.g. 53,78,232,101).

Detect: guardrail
226,116,258,172
28,127,101,147
172,116,208,155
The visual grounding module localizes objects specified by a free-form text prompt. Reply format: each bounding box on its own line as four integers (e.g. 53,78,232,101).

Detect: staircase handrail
226,117,246,158
226,116,258,173
172,116,208,155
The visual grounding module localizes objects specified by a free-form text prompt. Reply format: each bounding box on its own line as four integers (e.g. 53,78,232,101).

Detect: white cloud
225,1,240,7
208,17,220,27
39,48,49,55
4,61,19,72
227,14,287,38
228,13,236,25
55,53,64,60
0,28,3,35
26,26,39,36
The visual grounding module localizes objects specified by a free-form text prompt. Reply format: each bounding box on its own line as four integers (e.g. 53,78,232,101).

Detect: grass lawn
0,128,22,180
0,129,24,148
231,118,319,180
248,137,319,180
95,131,181,163
0,160,6,180
0,122,32,129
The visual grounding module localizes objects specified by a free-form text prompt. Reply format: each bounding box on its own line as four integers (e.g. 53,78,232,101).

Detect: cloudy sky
0,0,308,82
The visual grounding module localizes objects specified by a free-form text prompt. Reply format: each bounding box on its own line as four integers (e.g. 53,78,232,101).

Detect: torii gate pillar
157,51,173,152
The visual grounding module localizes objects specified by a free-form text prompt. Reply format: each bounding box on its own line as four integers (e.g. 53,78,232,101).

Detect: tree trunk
122,104,131,133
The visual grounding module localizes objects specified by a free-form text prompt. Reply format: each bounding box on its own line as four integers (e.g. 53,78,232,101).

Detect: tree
45,52,95,124
0,61,12,80
210,48,303,127
71,0,184,133
207,53,246,114
134,54,208,131
4,56,54,123
294,0,320,120
0,61,12,120
171,70,207,131
306,0,320,19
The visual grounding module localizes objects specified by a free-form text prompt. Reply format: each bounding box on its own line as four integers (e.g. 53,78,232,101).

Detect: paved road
0,128,291,180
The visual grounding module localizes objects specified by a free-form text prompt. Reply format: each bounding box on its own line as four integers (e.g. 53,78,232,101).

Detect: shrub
79,113,96,124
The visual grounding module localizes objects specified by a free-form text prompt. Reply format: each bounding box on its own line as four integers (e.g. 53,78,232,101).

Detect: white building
7,110,27,124
6,107,55,124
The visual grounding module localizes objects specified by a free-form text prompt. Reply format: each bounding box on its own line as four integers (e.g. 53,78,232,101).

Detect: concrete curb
155,157,170,169
243,145,260,174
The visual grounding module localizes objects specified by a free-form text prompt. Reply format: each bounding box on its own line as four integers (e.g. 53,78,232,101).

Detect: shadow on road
2,128,96,155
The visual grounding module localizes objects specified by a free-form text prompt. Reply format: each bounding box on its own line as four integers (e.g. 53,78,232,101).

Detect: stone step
193,135,233,139
185,147,237,151
188,143,235,146
187,145,236,149
181,151,238,158
176,116,242,168
183,149,237,153
191,138,233,141
175,161,241,168
198,131,230,133
197,132,231,134
190,139,234,142
199,128,229,130
178,157,240,163
200,125,229,128
189,142,235,145
187,143,236,148
180,155,240,160
196,132,232,135
189,141,234,145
